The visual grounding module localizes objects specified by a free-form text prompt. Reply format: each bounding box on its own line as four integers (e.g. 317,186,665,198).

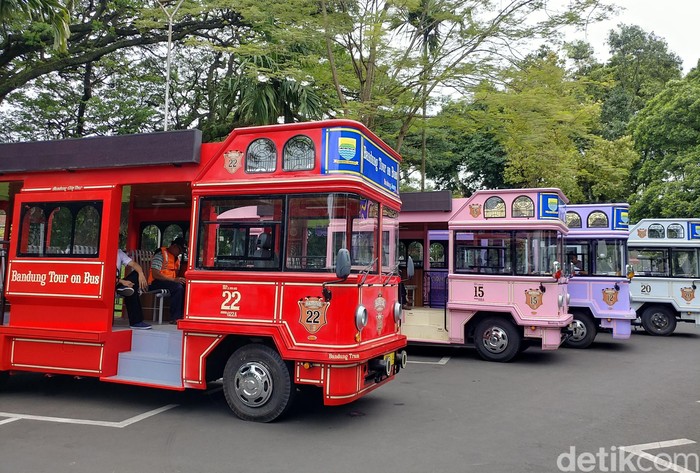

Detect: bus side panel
5,328,130,376
182,332,223,389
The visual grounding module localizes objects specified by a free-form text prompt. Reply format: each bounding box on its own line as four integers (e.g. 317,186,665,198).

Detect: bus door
5,186,121,332
400,238,424,307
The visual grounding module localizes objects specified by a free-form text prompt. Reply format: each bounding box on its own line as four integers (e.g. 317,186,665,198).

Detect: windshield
566,239,626,276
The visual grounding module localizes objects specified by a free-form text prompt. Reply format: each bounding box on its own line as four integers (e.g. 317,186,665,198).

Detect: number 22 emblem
299,296,329,334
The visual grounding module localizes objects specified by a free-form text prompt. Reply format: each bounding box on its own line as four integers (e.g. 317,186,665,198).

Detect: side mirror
407,256,415,279
336,248,351,279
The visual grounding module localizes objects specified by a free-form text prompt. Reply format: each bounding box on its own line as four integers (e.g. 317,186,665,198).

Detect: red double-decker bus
0,119,407,422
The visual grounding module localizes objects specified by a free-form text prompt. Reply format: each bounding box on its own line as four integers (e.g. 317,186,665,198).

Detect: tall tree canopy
629,65,700,220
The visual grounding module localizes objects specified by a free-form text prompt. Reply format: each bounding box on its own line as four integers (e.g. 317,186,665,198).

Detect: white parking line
0,404,178,428
408,356,450,365
620,438,697,473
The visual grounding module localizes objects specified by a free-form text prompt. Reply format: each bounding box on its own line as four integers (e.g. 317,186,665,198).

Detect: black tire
0,371,8,389
222,344,295,422
564,312,597,349
473,317,521,362
641,306,677,336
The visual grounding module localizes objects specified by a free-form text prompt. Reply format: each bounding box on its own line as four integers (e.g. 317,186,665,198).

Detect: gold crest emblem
524,289,543,311
681,287,695,302
602,288,619,307
637,228,648,238
223,150,243,174
298,296,329,334
469,203,482,218
376,314,385,332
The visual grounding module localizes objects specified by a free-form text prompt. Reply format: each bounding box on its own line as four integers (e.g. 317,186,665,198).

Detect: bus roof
449,188,569,232
628,218,700,245
564,203,629,238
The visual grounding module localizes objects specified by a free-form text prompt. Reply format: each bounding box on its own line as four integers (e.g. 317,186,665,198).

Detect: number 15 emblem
299,296,329,334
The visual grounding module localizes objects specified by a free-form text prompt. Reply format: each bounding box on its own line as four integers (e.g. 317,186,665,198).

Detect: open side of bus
0,120,408,422
628,219,700,336
398,189,573,362
562,204,636,348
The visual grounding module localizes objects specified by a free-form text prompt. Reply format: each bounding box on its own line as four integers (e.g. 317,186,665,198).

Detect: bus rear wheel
564,312,597,349
0,371,7,389
641,306,677,336
223,344,294,422
473,317,521,362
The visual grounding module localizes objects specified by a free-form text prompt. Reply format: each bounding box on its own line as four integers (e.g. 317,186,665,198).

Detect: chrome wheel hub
481,326,509,354
234,362,273,408
570,319,587,341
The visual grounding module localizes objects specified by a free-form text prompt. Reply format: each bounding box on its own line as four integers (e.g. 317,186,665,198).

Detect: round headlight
355,305,368,331
566,293,571,305
558,294,564,308
393,301,402,323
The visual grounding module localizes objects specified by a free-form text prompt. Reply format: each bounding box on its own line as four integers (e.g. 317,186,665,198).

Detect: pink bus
399,189,573,362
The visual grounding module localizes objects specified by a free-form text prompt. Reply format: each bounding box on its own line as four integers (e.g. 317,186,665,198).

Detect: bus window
454,231,509,274
141,224,161,251
197,197,282,270
382,206,399,272
671,249,698,277
629,248,668,276
592,239,623,276
19,201,101,257
514,230,558,276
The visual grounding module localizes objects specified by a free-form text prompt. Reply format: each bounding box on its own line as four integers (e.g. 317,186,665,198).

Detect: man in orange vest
148,236,187,324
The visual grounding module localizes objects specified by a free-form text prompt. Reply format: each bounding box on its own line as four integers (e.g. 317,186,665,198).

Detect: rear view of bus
628,219,700,335
400,189,573,362
563,204,635,348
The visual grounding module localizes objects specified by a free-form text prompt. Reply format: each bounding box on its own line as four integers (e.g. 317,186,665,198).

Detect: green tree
0,0,244,107
0,0,71,50
629,66,700,219
599,24,682,140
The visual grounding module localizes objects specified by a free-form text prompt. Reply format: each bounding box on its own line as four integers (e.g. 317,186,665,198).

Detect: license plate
384,352,395,366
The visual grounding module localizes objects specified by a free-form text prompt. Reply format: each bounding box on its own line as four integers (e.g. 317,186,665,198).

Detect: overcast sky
572,0,699,73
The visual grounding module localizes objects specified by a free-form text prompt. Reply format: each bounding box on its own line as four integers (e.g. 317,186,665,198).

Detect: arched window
141,224,161,251
408,241,424,267
484,196,506,218
21,206,46,255
512,196,534,218
566,212,582,228
163,224,185,246
283,135,315,171
587,211,608,229
667,223,684,239
246,138,277,173
648,223,665,238
46,206,72,253
73,205,100,255
429,242,447,268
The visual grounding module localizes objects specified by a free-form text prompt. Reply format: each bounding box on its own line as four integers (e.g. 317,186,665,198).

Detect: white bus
628,219,700,335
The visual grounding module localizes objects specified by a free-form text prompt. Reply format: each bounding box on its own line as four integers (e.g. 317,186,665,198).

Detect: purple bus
563,204,635,348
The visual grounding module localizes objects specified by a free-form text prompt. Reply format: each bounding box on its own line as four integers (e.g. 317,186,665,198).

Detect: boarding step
130,329,182,357
106,329,184,387
109,352,183,387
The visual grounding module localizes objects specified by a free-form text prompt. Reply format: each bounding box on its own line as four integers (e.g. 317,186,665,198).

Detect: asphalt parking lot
1,324,699,473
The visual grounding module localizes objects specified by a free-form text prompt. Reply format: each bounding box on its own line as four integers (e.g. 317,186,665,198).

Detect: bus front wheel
641,306,677,336
564,312,597,349
223,344,295,422
473,317,521,362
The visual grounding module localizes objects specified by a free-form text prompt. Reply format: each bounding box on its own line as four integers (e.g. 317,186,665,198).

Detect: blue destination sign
321,127,399,196
688,222,700,240
613,207,630,230
538,192,561,220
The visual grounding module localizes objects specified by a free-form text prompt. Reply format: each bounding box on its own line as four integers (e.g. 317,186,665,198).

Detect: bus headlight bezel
355,305,368,331
393,301,402,323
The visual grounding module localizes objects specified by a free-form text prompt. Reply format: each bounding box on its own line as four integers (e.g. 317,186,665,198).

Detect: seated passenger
148,237,187,324
116,249,151,330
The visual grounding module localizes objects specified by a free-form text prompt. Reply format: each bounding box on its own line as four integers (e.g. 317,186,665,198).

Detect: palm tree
0,0,71,50
218,54,326,126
